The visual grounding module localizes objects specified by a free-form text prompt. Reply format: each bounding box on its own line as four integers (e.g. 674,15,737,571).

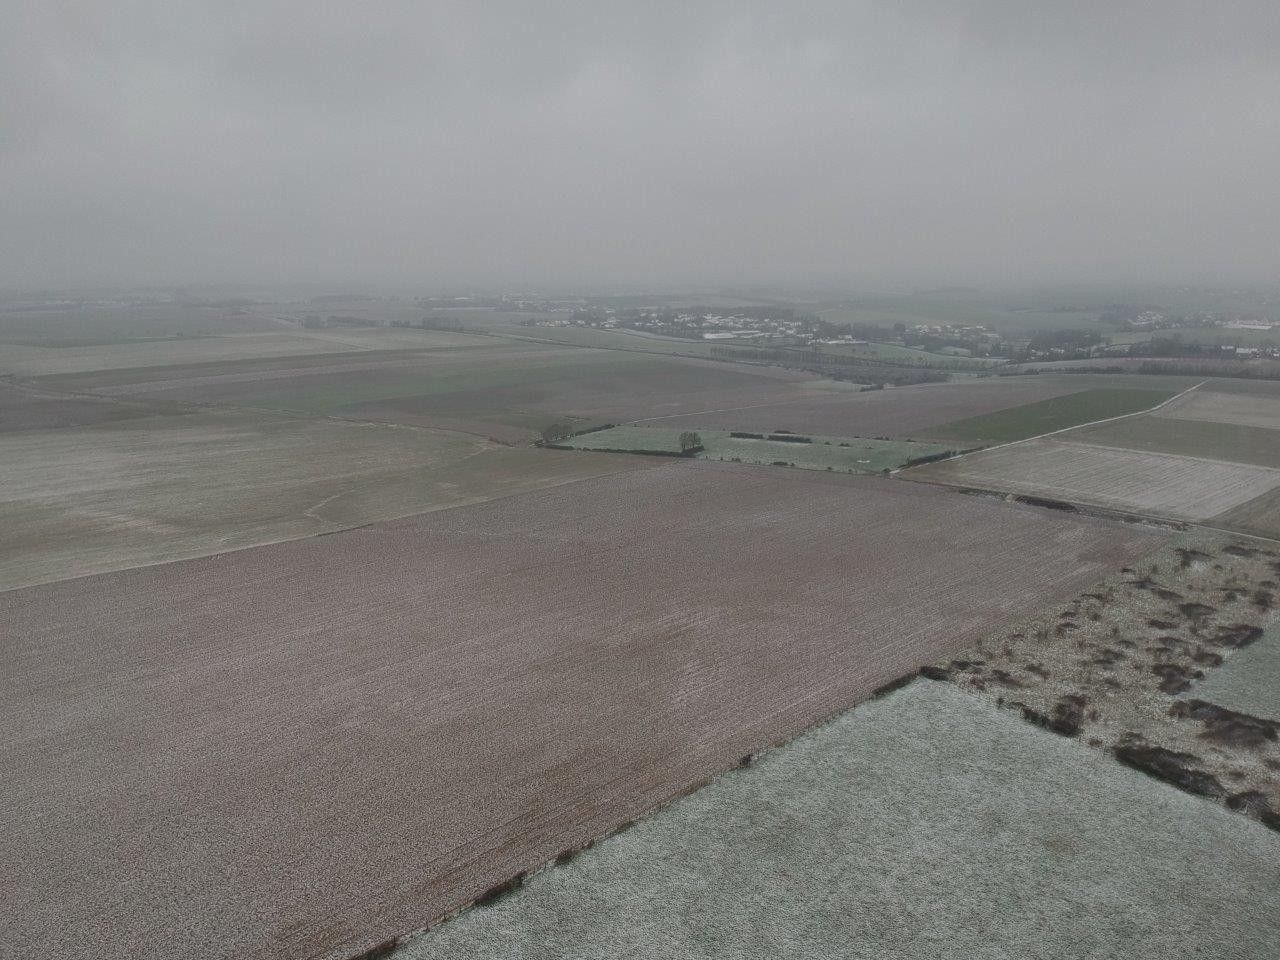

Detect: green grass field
928,388,1179,444
562,426,956,473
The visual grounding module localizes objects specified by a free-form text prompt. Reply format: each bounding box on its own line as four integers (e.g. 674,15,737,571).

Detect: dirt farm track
1,463,1159,960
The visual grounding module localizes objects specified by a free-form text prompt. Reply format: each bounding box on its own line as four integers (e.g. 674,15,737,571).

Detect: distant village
518,302,1280,363
522,306,1015,359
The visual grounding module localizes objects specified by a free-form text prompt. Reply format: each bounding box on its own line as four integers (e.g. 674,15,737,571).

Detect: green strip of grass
927,388,1178,444
564,426,956,473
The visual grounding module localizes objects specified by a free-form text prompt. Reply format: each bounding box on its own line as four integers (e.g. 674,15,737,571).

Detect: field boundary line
627,394,829,425
0,456,679,596
912,379,1209,470
1047,438,1280,475
942,483,1280,546
627,378,979,428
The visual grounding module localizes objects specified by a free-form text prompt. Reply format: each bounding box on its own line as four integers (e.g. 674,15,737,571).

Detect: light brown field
0,380,162,433
43,342,574,396
47,345,818,442
0,409,654,590
0,463,1160,960
907,438,1280,522
0,328,499,376
1153,388,1280,430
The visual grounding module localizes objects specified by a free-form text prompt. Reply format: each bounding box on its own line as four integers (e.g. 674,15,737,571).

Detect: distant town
514,301,1280,363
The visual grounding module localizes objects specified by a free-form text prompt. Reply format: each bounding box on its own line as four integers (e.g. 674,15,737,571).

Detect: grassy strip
562,426,956,473
927,388,1178,444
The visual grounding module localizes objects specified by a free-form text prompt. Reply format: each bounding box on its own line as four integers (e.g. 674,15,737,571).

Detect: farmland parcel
1152,388,1280,430
400,682,1280,960
636,376,1189,442
41,343,817,444
1191,627,1280,723
1,463,1158,960
0,408,655,590
559,425,955,473
908,439,1280,522
922,387,1179,444
907,379,1280,537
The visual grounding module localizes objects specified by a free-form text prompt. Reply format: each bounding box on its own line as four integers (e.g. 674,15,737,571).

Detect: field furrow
1,463,1159,960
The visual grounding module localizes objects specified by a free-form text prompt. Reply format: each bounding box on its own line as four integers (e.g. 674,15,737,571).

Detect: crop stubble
1153,389,1280,431
909,438,1280,522
1,463,1159,960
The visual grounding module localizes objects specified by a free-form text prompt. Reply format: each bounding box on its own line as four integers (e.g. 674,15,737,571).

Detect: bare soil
0,463,1158,960
0,380,166,433
1154,389,1280,430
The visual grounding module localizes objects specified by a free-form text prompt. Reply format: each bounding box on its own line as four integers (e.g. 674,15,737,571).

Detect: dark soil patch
1223,545,1261,558
1152,663,1203,694
1190,649,1224,668
1051,695,1088,737
1114,737,1225,799
1179,601,1216,621
1170,700,1279,749
1226,791,1280,831
1213,623,1265,649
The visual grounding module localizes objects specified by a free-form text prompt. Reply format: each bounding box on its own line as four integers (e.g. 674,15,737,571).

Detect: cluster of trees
1129,336,1277,357
1020,330,1104,360
677,431,702,454
538,423,703,456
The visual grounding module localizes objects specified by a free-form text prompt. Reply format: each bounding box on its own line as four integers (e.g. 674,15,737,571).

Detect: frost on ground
909,438,1280,521
1153,388,1280,431
397,681,1280,960
924,536,1280,831
1191,627,1280,723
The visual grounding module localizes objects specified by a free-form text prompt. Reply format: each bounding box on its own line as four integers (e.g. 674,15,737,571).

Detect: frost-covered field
400,681,1280,960
909,438,1280,521
1154,388,1280,431
1193,627,1280,723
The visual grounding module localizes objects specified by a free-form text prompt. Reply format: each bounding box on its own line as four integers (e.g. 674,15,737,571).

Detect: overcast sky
3,2,1279,291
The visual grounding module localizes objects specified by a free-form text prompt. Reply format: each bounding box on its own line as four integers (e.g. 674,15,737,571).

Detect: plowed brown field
1,463,1160,960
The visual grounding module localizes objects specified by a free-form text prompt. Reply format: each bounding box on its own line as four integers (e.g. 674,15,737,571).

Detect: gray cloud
2,1,1278,289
